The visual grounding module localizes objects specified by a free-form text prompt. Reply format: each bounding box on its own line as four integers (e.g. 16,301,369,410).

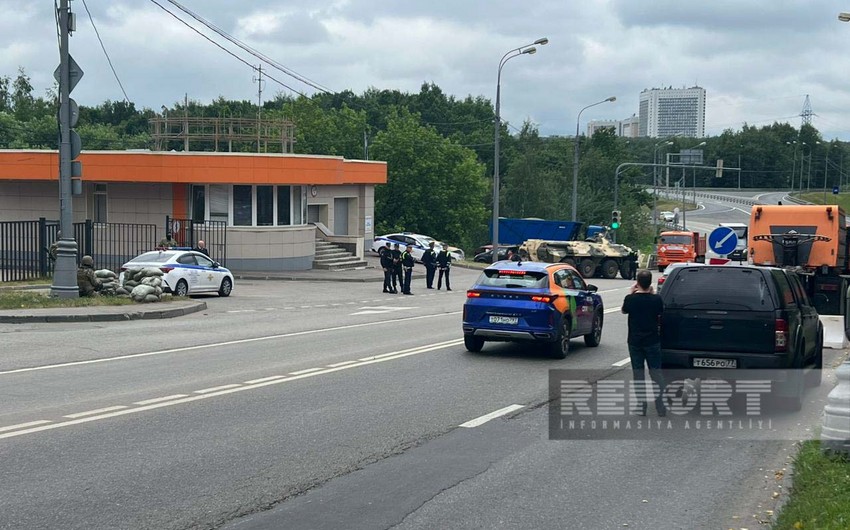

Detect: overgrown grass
773,440,850,530
0,291,174,309
655,198,698,211
0,277,53,288
798,191,850,212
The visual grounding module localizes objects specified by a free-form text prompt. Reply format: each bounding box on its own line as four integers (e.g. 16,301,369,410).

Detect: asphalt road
0,254,844,529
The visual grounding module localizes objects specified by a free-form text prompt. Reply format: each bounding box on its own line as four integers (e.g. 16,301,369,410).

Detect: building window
191,185,205,222
277,186,291,225
257,185,273,226
93,183,107,223
233,185,253,226
209,185,229,224
292,186,304,224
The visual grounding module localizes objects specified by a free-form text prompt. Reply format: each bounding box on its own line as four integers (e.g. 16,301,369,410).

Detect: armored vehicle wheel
578,259,596,279
619,261,633,280
601,259,619,279
560,258,577,268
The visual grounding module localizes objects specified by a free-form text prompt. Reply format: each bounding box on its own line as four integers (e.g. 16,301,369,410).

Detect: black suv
659,264,823,410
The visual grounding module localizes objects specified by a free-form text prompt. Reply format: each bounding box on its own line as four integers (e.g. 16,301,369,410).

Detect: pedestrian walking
391,243,403,293
621,269,666,417
436,248,452,291
380,243,395,293
422,241,437,289
401,245,415,294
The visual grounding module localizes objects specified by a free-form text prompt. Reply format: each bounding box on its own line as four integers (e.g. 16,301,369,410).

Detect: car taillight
531,295,558,303
657,277,666,285
774,318,788,352
467,291,481,298
160,267,174,274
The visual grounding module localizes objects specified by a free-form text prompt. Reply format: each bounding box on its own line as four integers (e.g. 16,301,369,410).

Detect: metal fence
166,217,227,266
0,218,158,282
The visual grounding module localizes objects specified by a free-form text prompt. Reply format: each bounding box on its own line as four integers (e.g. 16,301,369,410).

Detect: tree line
1,67,848,253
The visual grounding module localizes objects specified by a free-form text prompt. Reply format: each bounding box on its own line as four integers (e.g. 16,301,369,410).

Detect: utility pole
183,93,189,151
253,65,264,153
50,0,82,298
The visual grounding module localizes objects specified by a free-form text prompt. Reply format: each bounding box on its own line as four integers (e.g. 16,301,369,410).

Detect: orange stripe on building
0,150,387,186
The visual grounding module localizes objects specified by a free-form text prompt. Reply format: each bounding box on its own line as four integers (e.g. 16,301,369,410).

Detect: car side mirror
586,284,598,292
212,262,220,268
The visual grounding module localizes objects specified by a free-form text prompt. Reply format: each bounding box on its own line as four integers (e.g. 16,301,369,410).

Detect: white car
660,211,676,222
371,232,465,262
119,250,234,297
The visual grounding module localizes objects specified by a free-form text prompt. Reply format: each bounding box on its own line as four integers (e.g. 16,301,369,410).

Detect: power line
81,0,130,103
165,0,332,94
148,0,307,97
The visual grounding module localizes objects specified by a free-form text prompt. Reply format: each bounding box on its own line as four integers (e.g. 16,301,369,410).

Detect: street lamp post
571,96,616,222
653,141,673,236
681,141,706,230
492,38,548,255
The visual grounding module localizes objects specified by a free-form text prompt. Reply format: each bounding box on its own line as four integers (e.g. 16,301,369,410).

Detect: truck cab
656,230,706,272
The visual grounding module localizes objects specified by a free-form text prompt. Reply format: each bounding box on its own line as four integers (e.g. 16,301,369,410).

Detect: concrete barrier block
820,315,848,350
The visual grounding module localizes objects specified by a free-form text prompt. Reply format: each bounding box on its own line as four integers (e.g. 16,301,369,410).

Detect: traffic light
611,210,621,229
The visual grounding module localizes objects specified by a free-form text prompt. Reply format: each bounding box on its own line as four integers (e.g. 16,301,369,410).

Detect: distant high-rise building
587,115,639,138
638,86,706,138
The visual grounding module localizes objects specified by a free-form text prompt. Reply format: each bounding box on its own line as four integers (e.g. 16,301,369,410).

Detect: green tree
370,110,489,250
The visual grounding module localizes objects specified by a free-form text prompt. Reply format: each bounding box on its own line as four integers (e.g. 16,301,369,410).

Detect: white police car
370,232,465,262
119,250,234,297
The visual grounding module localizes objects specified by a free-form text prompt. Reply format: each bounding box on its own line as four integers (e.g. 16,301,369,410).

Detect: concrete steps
313,239,368,270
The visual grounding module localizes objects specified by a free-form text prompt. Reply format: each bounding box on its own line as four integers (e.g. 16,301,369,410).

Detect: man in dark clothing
422,241,437,289
436,248,452,291
401,245,415,294
621,269,666,416
193,239,210,257
391,243,403,293
380,243,395,293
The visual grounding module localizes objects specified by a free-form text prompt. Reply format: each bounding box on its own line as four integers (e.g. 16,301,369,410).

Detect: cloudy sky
3,0,850,140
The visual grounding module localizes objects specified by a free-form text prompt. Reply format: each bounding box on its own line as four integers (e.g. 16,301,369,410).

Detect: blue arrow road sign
708,226,739,256
833,186,840,195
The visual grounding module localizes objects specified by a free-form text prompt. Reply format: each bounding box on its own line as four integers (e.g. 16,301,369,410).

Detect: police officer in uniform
422,241,437,289
380,243,396,293
401,245,415,294
77,255,103,297
391,243,403,293
437,248,452,291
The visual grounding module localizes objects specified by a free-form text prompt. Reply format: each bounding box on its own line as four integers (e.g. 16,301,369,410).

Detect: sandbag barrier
121,267,166,303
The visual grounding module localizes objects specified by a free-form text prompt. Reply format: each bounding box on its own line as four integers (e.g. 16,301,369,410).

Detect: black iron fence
166,217,227,266
0,218,158,282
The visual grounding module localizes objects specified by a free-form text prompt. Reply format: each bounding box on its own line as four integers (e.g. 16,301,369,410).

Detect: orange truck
655,230,707,272
750,204,849,316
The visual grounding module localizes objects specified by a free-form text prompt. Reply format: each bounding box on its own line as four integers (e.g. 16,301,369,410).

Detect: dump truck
656,230,707,272
490,218,606,246
518,227,638,279
749,204,849,317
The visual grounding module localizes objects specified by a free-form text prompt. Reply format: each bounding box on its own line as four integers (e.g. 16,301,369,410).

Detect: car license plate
692,358,737,368
489,316,518,325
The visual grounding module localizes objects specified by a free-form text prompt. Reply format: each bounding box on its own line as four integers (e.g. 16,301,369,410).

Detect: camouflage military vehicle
519,230,638,279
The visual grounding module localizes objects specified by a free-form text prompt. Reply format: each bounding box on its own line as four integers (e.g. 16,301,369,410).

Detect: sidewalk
0,300,207,324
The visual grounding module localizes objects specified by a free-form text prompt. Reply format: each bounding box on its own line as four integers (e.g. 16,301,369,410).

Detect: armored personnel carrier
519,229,638,279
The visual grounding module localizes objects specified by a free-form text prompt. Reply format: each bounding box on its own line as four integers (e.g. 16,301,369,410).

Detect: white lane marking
612,357,632,367
327,360,357,368
599,287,630,293
299,306,311,309
351,305,416,316
194,384,241,394
289,368,322,375
604,307,621,314
0,420,52,433
0,311,462,377
64,405,128,419
459,404,525,428
358,339,462,362
134,394,189,405
315,304,328,307
244,376,286,385
283,307,296,310
0,339,464,440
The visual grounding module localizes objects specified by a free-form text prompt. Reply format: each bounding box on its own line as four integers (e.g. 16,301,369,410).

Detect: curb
0,301,207,324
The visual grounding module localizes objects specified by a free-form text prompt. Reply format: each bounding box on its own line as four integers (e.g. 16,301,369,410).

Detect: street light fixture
839,12,850,22
492,37,548,253
571,96,616,222
652,140,674,235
